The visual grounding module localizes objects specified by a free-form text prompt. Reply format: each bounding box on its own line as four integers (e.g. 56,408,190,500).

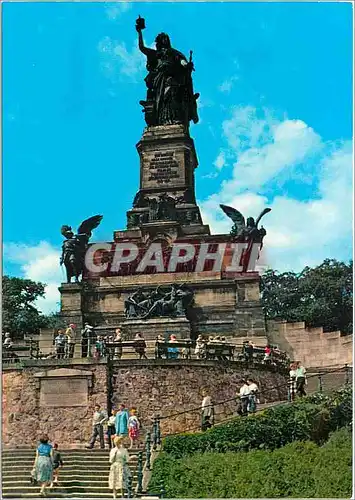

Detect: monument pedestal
114,317,191,340
59,124,267,343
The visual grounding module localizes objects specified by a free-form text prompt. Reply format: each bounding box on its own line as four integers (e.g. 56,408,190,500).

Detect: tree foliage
2,276,52,339
260,259,353,333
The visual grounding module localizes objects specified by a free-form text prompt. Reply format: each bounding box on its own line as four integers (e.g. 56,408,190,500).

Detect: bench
155,340,194,359
104,341,148,359
205,343,235,361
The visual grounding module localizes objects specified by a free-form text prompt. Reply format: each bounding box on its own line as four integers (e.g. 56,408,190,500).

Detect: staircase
1,448,145,498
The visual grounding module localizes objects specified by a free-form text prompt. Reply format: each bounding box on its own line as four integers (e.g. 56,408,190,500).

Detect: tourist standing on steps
65,323,76,358
54,330,66,359
81,323,93,357
134,333,148,359
50,443,63,487
296,361,307,397
86,324,96,357
128,408,140,449
289,362,297,401
3,332,13,348
108,436,136,499
239,379,250,416
86,404,108,449
194,335,205,359
115,404,129,437
247,378,259,413
114,328,123,359
107,408,118,448
201,389,214,430
32,434,53,496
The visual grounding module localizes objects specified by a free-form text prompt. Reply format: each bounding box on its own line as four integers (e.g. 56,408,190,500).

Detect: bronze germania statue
136,16,199,128
60,215,103,283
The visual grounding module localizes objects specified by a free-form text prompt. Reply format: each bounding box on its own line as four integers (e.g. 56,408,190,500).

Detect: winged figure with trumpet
219,204,271,249
60,215,103,283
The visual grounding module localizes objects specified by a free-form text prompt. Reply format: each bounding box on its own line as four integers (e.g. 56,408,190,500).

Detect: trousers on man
88,424,105,449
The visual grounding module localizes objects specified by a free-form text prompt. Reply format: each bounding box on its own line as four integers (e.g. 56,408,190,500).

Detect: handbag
30,468,37,485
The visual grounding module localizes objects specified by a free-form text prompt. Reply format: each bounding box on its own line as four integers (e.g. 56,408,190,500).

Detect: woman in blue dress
32,435,53,496
115,404,129,436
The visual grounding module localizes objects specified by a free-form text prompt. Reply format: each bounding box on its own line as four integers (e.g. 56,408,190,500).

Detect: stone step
2,457,139,464
2,478,138,487
1,493,147,499
2,448,142,455
2,470,139,478
2,470,138,485
2,459,137,471
1,486,136,493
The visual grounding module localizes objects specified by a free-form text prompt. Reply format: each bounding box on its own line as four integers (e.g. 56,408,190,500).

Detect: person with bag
50,443,63,487
107,408,118,448
239,379,250,416
108,436,137,499
128,408,140,449
32,435,53,496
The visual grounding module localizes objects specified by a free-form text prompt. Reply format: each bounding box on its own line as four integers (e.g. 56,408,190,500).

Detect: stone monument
59,17,268,343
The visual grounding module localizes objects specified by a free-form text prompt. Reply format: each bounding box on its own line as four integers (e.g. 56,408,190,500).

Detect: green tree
2,276,51,339
261,259,353,334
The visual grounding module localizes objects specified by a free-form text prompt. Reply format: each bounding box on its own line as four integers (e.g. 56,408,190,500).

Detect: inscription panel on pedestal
40,378,88,407
142,151,185,188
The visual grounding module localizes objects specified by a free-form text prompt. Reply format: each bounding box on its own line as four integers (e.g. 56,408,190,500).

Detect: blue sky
3,2,353,313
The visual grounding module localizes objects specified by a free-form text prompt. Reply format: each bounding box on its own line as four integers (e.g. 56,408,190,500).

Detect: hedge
149,427,352,498
162,386,352,458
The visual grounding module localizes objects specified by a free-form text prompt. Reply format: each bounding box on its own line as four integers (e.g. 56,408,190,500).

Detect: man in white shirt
3,332,13,348
296,361,307,397
201,390,214,430
239,380,250,416
86,404,108,449
247,378,259,413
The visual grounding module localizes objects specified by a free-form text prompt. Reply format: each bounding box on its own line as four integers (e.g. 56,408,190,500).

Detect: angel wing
77,215,103,236
61,225,72,237
255,208,271,228
219,204,246,229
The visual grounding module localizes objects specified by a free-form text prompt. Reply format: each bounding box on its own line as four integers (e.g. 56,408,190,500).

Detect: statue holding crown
136,16,199,128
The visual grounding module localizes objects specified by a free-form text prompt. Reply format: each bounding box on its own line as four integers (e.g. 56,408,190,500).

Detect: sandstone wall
267,320,353,368
2,362,106,449
2,359,287,448
111,361,287,436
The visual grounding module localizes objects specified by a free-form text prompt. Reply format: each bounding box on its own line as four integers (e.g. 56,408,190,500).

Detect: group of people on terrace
7,323,290,369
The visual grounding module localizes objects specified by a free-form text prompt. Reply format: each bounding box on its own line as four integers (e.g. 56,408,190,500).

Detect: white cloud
105,2,132,21
3,241,62,314
219,75,239,93
98,36,145,81
214,151,226,170
200,106,353,272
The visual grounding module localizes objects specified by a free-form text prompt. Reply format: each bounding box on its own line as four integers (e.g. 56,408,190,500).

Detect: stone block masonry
2,359,287,449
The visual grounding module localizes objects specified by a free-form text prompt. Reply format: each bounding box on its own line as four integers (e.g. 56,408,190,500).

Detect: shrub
149,429,352,498
163,386,352,458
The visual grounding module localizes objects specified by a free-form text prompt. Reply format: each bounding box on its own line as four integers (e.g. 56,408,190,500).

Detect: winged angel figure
219,204,271,249
60,215,103,283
